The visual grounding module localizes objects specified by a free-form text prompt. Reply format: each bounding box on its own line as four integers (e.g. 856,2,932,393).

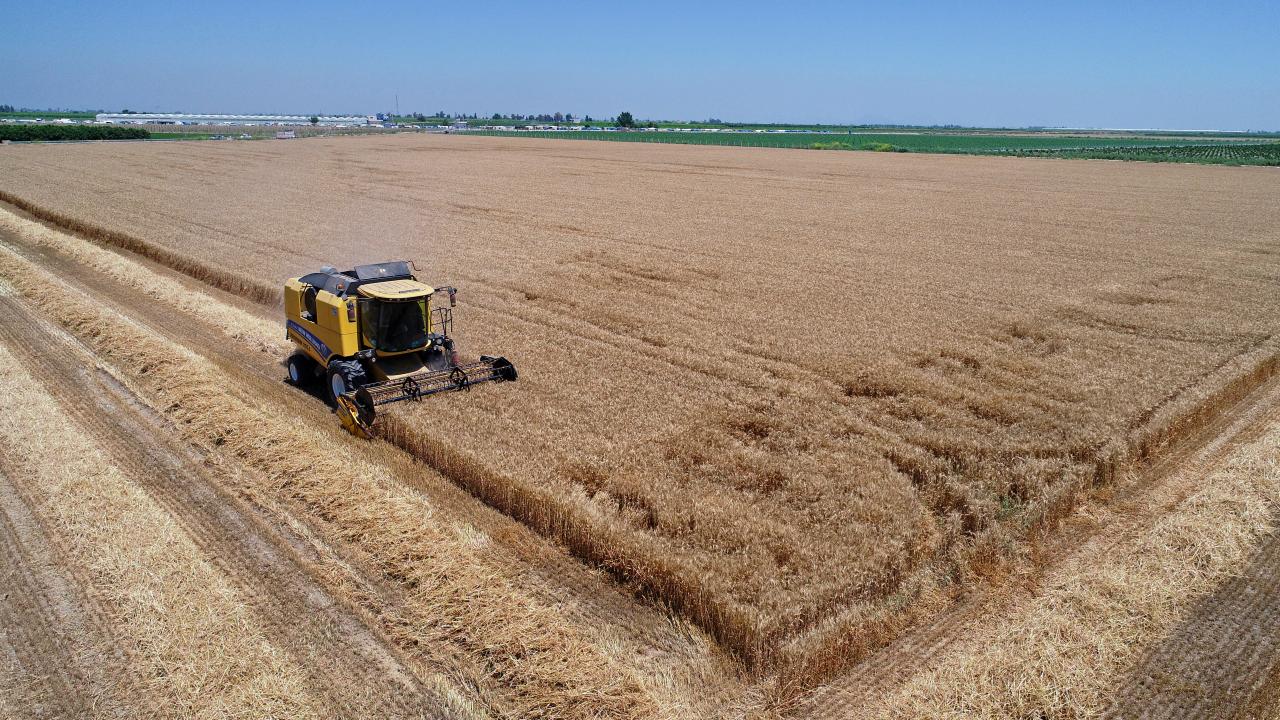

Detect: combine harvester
283,260,517,437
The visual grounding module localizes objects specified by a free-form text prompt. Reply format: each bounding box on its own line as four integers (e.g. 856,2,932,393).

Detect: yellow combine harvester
284,260,517,437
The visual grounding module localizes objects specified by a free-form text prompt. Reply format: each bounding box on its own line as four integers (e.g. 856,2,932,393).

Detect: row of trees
487,112,587,123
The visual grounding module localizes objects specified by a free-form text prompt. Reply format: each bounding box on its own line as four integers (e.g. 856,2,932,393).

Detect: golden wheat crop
1,133,1277,680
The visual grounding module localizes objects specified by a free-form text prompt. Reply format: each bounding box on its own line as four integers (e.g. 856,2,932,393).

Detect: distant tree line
0,105,14,113
490,112,581,123
0,125,150,142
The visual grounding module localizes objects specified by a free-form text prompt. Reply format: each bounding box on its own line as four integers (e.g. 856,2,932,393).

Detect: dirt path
0,294,453,719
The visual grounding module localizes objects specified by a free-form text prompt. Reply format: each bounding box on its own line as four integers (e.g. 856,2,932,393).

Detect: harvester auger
282,260,518,437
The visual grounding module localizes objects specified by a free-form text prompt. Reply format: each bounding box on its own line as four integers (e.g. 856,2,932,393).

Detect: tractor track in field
0,205,728,704
0,466,128,719
794,371,1280,718
1106,523,1280,718
0,295,453,719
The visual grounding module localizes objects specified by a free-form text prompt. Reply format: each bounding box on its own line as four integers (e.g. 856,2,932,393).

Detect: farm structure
0,132,1278,717
94,112,372,126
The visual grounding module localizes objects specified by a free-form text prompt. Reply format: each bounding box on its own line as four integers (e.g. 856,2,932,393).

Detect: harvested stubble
2,133,1279,678
0,343,322,719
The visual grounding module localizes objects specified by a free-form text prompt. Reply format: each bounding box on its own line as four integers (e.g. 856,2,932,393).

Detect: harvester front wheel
326,359,368,406
286,353,317,386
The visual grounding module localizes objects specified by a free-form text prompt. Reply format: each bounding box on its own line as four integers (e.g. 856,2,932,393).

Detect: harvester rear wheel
286,353,317,386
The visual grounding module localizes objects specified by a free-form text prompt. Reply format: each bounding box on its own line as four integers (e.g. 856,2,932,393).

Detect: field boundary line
773,331,1280,691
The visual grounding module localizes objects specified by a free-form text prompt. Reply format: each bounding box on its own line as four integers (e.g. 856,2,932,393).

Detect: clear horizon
5,1,1278,131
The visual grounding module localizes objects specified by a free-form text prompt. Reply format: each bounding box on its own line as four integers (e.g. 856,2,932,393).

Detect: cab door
358,298,377,350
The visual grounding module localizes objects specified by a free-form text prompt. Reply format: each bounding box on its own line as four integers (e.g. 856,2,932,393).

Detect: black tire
286,353,317,386
325,359,368,406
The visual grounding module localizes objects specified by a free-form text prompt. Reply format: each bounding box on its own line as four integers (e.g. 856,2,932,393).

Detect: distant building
275,131,297,139
95,113,370,127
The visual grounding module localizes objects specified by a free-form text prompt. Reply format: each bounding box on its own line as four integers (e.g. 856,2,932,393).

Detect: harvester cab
283,260,517,437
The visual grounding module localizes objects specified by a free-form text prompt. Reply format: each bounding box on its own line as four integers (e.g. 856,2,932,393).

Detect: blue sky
4,0,1277,129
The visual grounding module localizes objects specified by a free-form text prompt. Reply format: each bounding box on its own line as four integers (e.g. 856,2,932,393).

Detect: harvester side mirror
449,287,457,307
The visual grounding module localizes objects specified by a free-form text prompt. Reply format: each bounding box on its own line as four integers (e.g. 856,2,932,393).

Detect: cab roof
295,260,425,298
357,278,434,299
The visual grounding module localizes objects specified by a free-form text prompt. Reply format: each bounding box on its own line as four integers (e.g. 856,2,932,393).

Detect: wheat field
1,133,1277,680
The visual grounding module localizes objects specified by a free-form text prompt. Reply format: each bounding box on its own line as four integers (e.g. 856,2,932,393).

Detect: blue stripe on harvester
287,319,332,359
